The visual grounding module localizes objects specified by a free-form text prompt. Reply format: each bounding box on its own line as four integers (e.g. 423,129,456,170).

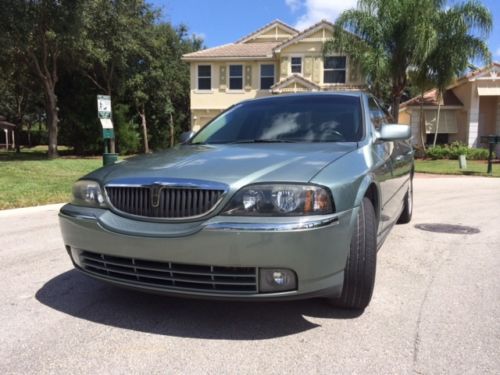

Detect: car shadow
36,270,363,340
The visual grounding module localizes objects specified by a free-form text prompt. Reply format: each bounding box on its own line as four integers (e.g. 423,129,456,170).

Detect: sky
153,0,500,61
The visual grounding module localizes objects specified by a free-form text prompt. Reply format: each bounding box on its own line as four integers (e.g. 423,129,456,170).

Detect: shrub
468,148,492,160
424,142,493,160
426,145,449,160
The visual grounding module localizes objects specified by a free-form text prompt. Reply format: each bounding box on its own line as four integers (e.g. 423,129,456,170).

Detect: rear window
191,95,363,144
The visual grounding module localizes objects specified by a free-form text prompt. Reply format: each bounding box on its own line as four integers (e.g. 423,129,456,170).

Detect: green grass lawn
0,148,103,209
415,159,500,177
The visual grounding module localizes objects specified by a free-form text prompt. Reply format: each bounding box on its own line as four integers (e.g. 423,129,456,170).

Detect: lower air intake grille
78,250,258,294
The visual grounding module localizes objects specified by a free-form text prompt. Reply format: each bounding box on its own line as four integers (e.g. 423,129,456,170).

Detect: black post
487,142,494,175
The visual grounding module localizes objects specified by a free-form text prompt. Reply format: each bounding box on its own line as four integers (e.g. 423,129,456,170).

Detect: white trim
227,64,244,91
196,63,212,91
259,62,276,90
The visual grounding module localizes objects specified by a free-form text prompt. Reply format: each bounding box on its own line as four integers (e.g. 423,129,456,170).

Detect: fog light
260,268,297,292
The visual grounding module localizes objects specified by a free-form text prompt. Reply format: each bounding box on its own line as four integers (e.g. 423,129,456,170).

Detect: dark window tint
291,57,302,73
198,65,211,90
324,56,346,84
368,97,390,130
191,95,364,144
260,64,275,89
229,65,243,90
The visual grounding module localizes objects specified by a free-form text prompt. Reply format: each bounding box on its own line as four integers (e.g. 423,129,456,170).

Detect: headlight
72,180,107,208
221,184,333,216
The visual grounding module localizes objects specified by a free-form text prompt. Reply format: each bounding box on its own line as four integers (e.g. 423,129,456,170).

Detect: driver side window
368,97,389,130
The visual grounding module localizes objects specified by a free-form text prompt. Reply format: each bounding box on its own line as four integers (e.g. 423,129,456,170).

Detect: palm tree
327,0,491,124
427,2,492,146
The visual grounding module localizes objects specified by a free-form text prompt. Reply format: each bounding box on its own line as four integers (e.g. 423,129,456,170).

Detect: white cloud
291,0,357,30
285,0,302,12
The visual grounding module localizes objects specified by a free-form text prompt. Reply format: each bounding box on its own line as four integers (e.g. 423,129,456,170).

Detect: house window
229,65,243,90
197,65,211,90
291,57,302,74
324,56,346,84
260,64,275,89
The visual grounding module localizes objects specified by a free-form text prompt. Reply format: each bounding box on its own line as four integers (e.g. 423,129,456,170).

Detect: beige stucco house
182,20,365,129
399,63,500,152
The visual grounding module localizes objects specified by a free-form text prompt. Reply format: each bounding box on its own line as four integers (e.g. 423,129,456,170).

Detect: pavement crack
412,244,455,373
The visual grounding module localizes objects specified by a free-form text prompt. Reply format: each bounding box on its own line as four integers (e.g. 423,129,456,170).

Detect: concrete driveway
1,175,499,374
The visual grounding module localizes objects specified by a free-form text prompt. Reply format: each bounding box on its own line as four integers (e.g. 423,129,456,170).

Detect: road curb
0,203,64,217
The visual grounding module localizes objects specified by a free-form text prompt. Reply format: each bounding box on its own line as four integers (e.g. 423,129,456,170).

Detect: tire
328,197,377,310
397,177,413,224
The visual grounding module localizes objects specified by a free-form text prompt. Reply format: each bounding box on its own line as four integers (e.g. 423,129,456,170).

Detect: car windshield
190,95,363,144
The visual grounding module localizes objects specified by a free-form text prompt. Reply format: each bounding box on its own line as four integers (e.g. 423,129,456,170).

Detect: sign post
97,95,118,165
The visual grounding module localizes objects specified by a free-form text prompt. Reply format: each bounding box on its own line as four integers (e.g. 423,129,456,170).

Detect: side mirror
179,131,195,144
376,124,411,141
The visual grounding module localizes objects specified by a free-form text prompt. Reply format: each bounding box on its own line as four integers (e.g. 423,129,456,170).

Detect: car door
367,97,397,235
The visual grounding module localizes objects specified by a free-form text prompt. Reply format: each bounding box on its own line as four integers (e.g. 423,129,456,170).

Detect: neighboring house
399,63,500,152
182,19,366,129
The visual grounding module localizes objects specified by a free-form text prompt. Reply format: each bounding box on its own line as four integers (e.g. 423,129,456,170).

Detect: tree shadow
36,270,363,340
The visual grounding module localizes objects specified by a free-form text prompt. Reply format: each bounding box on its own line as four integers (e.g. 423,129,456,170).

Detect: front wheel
327,197,377,310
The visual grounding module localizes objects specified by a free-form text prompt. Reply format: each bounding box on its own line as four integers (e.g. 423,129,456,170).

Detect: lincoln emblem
151,184,162,208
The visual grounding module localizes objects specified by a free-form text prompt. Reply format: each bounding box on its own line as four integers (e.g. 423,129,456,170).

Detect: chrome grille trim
104,178,228,220
78,250,258,294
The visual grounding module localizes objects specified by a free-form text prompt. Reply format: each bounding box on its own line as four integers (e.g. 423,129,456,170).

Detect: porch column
468,85,479,147
4,129,9,150
11,130,15,149
496,96,500,157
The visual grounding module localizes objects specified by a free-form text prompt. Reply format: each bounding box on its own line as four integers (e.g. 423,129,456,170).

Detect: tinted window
291,57,302,73
191,95,363,144
368,97,390,130
324,56,346,84
229,65,243,90
260,64,275,89
198,65,211,90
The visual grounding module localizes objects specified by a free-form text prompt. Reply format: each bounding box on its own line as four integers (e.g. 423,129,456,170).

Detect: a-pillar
468,85,480,147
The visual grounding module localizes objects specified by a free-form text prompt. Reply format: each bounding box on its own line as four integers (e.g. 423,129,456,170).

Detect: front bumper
59,204,358,300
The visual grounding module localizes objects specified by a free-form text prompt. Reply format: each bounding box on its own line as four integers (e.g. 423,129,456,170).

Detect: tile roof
182,42,280,60
400,89,463,108
273,19,335,52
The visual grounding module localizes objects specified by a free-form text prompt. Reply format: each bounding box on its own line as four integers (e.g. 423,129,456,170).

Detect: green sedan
59,92,414,310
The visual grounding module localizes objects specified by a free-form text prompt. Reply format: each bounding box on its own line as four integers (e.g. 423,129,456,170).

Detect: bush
468,148,492,160
425,142,492,160
426,145,449,160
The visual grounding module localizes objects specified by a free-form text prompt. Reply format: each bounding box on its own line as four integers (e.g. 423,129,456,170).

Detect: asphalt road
1,175,499,374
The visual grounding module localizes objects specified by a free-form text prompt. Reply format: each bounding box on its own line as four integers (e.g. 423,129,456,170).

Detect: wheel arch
354,175,381,223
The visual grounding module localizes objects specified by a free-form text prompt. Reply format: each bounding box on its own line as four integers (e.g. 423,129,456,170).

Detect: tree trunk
419,92,426,151
169,112,174,147
432,92,442,147
45,88,59,158
391,94,401,123
139,105,149,153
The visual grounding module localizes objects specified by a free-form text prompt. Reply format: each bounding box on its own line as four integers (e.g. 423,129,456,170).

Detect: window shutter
304,57,313,76
219,65,227,90
280,57,288,78
312,57,321,83
245,65,252,89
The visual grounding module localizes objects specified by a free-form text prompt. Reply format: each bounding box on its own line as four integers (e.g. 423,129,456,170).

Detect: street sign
97,95,112,119
102,128,115,139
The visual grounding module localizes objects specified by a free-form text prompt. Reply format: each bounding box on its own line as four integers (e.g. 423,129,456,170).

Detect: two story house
182,19,366,130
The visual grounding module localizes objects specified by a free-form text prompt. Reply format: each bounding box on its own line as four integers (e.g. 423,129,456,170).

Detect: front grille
78,250,258,294
105,186,224,219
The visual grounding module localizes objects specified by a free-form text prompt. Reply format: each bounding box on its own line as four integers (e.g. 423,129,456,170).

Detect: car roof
238,91,366,105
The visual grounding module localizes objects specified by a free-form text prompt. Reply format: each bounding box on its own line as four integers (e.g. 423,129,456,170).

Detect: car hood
92,143,357,188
